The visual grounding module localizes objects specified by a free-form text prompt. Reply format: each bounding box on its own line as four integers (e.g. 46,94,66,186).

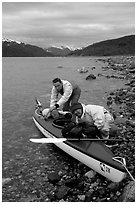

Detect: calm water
2,57,126,177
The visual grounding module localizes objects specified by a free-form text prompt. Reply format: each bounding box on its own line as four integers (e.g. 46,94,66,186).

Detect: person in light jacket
49,78,81,112
70,102,114,139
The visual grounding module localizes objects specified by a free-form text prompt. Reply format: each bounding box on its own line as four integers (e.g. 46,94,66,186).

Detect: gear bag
80,122,101,138
62,121,101,139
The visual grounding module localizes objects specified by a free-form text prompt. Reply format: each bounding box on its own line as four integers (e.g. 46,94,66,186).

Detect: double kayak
31,101,127,183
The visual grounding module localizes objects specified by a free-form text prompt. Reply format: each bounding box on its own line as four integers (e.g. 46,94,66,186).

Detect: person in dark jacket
70,102,114,139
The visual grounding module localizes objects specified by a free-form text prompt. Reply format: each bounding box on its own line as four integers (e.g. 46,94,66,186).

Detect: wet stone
65,177,79,187
55,186,70,200
107,182,120,191
47,172,61,184
85,190,94,201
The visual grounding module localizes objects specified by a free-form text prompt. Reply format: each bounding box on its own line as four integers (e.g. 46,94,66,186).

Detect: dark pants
63,86,81,111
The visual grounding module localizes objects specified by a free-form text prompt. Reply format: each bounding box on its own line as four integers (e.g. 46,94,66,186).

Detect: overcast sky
2,2,135,49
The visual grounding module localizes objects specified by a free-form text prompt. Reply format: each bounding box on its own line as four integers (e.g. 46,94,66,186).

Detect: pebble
85,169,96,179
36,170,41,175
55,186,70,199
78,194,85,201
2,178,12,186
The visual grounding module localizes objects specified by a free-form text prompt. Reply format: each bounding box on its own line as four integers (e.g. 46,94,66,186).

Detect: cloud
2,2,135,48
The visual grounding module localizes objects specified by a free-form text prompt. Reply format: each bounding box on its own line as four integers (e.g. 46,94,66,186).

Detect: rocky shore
2,56,135,202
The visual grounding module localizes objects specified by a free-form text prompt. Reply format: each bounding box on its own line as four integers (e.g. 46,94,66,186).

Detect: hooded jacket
50,80,73,108
80,104,108,129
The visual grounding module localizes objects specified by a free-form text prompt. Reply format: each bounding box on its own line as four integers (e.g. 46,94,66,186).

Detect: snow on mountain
2,38,21,44
2,38,53,57
46,45,83,51
66,46,84,51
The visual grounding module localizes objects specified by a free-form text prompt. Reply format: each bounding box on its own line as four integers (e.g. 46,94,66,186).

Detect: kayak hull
32,112,126,182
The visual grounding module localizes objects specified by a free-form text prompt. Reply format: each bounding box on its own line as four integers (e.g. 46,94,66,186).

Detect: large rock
119,181,135,202
86,74,96,80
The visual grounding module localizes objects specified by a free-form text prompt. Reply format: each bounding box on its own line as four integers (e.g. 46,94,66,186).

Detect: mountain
45,46,73,56
2,38,53,57
68,35,135,56
2,35,135,57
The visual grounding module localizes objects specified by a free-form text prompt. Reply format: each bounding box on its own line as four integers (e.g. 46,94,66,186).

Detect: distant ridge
2,38,53,57
69,35,135,56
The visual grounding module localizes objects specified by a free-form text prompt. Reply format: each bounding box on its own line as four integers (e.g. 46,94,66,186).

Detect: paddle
30,137,123,144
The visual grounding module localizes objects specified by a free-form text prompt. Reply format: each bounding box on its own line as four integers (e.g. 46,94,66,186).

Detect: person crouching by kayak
70,102,114,139
42,78,81,119
49,78,81,112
